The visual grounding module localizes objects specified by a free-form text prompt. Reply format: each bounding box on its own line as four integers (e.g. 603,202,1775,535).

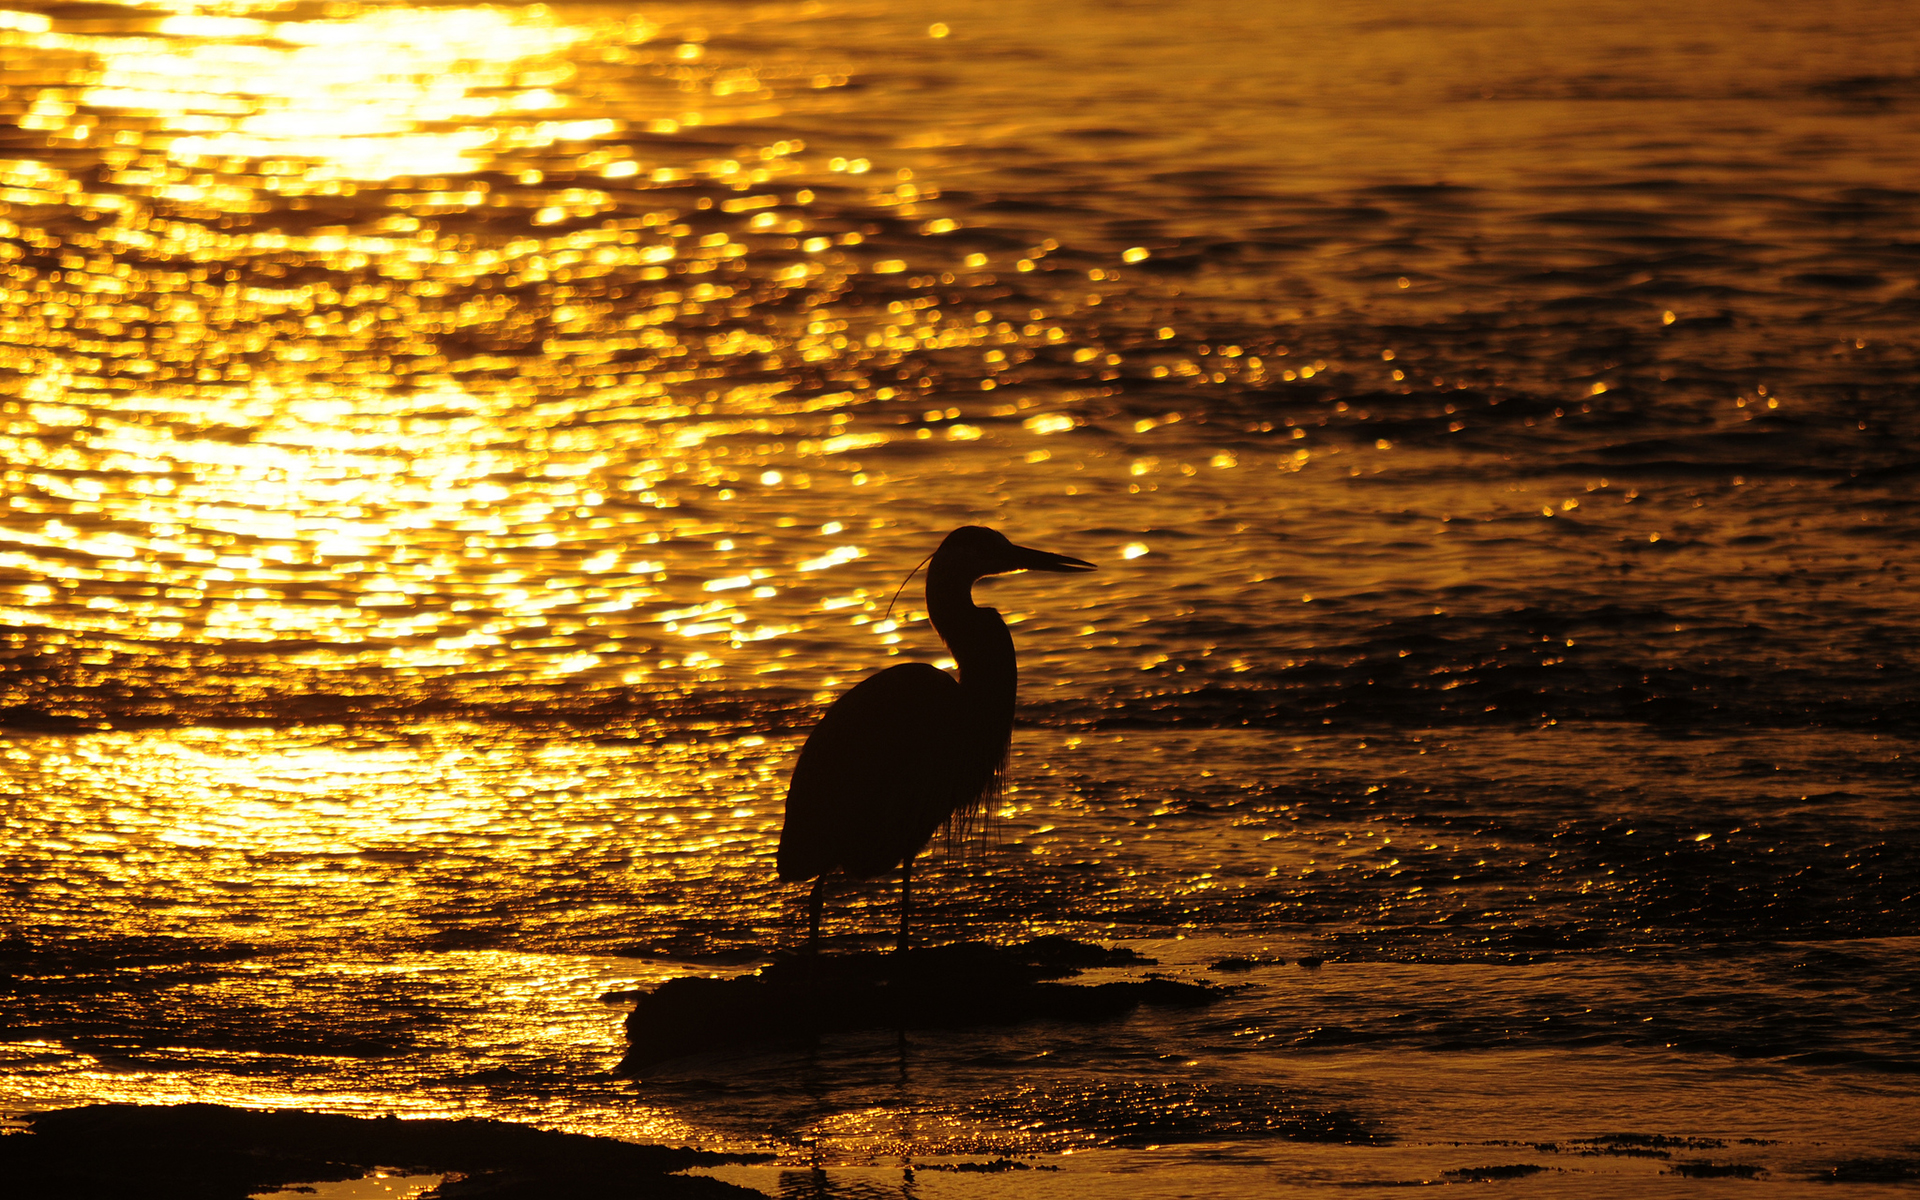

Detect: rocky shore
1,1102,766,1199
620,938,1226,1073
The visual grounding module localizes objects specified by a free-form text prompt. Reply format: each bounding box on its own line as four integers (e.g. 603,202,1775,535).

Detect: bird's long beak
1000,542,1097,574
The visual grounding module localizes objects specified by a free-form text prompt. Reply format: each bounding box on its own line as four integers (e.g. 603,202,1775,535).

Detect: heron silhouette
777,526,1095,953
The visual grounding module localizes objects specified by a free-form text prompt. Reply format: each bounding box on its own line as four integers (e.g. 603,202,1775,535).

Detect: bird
776,526,1096,953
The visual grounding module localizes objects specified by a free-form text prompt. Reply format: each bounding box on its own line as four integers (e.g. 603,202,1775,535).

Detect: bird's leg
808,877,824,954
897,856,913,955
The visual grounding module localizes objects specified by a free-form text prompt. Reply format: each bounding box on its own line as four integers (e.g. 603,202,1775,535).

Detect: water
3,0,1918,1193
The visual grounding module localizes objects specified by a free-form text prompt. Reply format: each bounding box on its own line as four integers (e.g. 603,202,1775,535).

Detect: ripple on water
1,0,1918,1182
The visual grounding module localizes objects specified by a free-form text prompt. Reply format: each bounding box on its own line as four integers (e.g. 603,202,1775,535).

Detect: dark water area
2,0,1918,1194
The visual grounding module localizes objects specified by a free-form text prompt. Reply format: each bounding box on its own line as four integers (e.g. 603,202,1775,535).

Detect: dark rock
1443,1163,1547,1181
620,939,1221,1071
1570,1132,1725,1159
1209,955,1286,972
1017,935,1156,969
0,1103,765,1200
428,1169,754,1198
912,1157,1057,1173
1813,1157,1920,1183
1669,1160,1766,1179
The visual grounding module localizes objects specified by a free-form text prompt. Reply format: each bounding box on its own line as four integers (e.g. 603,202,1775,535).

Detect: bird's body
776,661,978,881
777,526,1094,950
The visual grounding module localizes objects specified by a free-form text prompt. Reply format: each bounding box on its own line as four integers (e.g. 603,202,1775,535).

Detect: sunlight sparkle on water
0,0,1175,716
4,0,1919,1184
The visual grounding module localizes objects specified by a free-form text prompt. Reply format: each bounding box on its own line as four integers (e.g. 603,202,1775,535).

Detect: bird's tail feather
938,745,1006,858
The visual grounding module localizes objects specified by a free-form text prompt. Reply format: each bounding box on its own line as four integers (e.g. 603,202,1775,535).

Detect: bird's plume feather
883,547,938,621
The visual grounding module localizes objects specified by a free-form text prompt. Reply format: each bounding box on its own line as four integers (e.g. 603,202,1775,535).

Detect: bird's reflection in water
776,1167,914,1199
783,1041,921,1200
777,527,1096,952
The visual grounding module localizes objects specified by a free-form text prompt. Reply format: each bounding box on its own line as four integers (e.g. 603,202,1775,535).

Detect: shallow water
2,0,1917,1193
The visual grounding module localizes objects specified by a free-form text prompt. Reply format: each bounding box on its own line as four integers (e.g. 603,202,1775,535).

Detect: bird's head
936,525,1097,581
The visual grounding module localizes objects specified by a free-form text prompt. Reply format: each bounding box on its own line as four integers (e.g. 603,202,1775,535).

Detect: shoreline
1,1102,765,1200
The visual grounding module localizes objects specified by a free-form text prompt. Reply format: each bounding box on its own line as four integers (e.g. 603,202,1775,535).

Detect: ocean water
2,0,1917,1193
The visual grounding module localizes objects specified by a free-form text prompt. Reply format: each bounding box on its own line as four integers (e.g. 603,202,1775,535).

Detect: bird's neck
926,563,1017,709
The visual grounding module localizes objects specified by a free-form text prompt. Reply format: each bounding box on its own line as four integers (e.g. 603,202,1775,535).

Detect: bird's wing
777,662,970,881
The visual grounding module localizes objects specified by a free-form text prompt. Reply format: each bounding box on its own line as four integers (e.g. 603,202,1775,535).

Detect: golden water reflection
4,722,786,944
83,7,611,180
1,0,1197,717
3,0,1913,733
0,946,714,1147
2,0,1917,1178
